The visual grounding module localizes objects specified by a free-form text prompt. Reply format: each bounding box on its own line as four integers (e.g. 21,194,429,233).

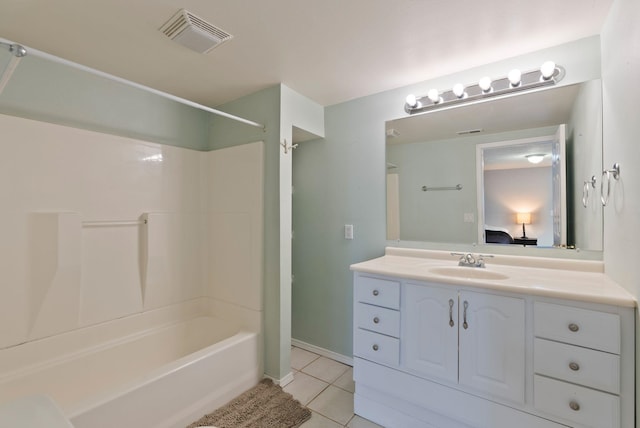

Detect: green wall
0,50,211,150
291,36,602,358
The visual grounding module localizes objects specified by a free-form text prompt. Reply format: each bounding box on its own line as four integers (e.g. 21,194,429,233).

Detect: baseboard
291,338,353,366
263,371,295,387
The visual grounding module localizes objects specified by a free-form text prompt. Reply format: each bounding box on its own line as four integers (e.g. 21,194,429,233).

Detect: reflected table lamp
516,212,531,239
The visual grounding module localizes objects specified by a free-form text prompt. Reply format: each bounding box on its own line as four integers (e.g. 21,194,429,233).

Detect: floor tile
307,385,354,425
348,414,385,428
299,411,344,427
283,371,329,405
333,367,355,393
302,356,350,383
291,347,321,370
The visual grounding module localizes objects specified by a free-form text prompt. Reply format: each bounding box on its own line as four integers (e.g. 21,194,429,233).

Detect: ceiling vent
160,9,233,54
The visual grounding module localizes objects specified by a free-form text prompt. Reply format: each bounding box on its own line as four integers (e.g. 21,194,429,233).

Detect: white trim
291,338,353,366
263,371,295,387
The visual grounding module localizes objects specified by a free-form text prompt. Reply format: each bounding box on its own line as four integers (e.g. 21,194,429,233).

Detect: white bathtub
0,308,261,428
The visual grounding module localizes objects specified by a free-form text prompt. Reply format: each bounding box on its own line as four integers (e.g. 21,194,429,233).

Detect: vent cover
160,9,233,54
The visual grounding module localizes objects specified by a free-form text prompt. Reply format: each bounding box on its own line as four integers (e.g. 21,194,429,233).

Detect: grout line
293,346,356,427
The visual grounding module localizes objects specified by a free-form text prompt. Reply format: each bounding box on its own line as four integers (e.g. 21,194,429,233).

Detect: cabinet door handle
372,289,379,296
569,400,580,411
448,299,455,327
373,317,380,324
463,301,469,329
372,344,379,351
569,362,580,371
568,323,579,332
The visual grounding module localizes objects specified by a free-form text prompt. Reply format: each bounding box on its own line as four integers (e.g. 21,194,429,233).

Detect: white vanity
351,248,635,428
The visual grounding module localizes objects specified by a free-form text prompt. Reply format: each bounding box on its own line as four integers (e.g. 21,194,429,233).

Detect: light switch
464,213,475,223
345,224,354,240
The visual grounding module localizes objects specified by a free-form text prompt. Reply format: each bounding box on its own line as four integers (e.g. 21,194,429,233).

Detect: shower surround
0,113,264,424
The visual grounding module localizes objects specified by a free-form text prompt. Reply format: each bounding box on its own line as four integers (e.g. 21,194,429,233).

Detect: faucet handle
476,254,494,267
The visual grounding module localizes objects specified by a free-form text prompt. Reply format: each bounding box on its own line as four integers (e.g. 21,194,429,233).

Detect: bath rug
187,378,311,428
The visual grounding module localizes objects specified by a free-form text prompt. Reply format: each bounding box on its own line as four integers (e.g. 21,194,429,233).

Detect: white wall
601,0,640,296
204,142,264,321
0,113,263,351
601,2,640,424
484,167,553,246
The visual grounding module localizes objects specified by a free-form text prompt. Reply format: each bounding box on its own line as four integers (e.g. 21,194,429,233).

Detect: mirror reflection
386,80,603,252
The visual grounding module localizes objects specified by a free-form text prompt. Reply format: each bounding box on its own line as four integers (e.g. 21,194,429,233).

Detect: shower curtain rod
0,39,266,131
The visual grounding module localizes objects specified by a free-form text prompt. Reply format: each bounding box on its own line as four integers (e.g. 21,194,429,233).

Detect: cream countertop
350,247,636,308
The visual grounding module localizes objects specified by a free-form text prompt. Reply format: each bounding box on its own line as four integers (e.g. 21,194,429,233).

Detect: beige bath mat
187,378,311,428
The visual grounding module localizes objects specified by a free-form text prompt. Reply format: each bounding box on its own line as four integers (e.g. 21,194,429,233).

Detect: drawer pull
569,361,580,371
463,301,469,329
569,400,580,411
568,323,580,332
373,317,380,324
372,344,379,351
372,289,379,296
448,299,455,327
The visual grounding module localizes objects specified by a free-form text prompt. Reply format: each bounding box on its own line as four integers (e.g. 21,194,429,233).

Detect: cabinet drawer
534,375,619,428
355,276,400,309
354,303,400,338
534,338,620,394
354,328,399,367
534,302,620,354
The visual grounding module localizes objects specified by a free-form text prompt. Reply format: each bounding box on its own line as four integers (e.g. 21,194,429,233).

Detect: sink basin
429,266,509,280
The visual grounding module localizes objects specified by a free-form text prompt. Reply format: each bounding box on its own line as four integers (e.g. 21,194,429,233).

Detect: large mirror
385,80,603,253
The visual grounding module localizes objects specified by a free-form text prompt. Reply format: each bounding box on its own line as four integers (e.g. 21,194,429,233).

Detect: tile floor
284,346,383,428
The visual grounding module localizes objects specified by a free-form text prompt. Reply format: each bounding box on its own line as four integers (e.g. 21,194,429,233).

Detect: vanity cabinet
402,284,525,403
352,271,635,428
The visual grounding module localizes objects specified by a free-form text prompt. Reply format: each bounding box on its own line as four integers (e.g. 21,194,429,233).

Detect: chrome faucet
451,252,493,268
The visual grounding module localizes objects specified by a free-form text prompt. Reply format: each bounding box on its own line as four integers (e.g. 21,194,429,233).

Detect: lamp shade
516,212,531,225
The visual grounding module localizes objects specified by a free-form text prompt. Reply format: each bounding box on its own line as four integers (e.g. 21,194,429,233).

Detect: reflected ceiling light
508,69,522,87
404,61,564,114
452,83,466,98
525,154,545,164
479,76,492,93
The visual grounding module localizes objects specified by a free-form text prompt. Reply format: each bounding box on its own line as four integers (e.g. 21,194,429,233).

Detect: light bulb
427,89,440,104
479,76,492,92
452,83,465,98
405,94,417,108
526,154,545,164
540,61,556,80
508,69,522,87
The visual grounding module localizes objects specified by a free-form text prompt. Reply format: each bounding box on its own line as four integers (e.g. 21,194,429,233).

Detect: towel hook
582,175,596,208
280,139,298,154
601,163,620,206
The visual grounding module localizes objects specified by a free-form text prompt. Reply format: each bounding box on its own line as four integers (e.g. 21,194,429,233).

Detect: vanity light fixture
452,83,466,99
508,69,522,87
404,61,565,114
525,154,546,164
427,89,441,104
540,61,556,80
478,76,492,93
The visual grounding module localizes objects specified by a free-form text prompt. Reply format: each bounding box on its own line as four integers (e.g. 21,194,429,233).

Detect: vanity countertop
350,247,636,307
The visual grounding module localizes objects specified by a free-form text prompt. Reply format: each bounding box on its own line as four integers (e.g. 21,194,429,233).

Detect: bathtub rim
65,328,259,419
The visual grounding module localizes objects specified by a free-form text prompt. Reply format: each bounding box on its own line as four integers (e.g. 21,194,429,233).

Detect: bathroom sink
428,266,509,281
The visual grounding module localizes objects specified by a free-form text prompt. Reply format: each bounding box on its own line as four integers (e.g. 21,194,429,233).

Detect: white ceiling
0,0,613,108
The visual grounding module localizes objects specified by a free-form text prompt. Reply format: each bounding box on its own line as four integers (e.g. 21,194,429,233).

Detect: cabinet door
402,283,458,383
459,290,525,404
